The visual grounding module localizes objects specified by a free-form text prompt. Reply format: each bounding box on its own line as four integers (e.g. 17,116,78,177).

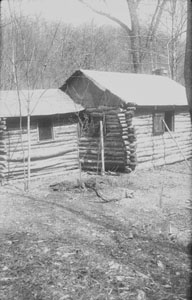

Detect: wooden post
100,120,105,176
77,123,82,185
27,105,31,190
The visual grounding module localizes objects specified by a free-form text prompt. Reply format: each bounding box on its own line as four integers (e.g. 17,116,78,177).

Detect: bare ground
0,160,191,300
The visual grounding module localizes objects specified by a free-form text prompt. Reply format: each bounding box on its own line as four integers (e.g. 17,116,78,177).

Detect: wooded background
1,0,187,91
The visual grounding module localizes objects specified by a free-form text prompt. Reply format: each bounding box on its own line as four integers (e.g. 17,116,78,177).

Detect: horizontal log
121,139,129,145
137,149,192,162
153,139,191,149
138,155,191,168
7,156,79,168
6,134,37,144
121,129,128,133
6,128,77,141
80,137,100,142
7,141,78,156
7,160,79,174
82,159,125,164
5,128,37,136
32,140,78,150
136,134,192,144
105,121,120,125
80,143,124,149
106,125,121,129
9,147,78,162
117,117,127,122
8,157,79,173
80,146,125,151
6,164,79,180
136,140,192,151
117,113,126,117
80,148,125,155
106,134,122,138
80,141,99,145
81,153,125,160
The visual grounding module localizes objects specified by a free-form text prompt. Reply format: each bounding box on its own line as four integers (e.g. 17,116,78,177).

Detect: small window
153,113,164,135
164,111,174,132
153,111,174,135
90,117,100,137
38,119,53,141
81,115,101,137
7,118,27,131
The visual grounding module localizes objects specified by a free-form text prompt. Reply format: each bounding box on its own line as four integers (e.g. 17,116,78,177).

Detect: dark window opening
164,111,174,132
38,119,53,141
90,116,100,137
79,113,103,138
153,113,164,135
7,118,27,131
153,111,174,135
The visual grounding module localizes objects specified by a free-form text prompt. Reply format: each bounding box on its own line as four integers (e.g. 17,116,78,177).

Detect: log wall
79,106,137,173
133,110,192,169
4,117,79,180
0,118,7,183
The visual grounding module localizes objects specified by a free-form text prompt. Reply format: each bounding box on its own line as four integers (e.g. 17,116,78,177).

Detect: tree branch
142,0,167,61
78,0,132,35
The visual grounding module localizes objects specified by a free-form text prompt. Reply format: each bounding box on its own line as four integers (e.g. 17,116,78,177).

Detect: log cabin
0,89,84,182
61,69,192,171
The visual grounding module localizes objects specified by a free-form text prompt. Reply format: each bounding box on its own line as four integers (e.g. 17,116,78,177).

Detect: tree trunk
184,0,192,119
184,3,192,295
126,0,141,73
0,0,1,74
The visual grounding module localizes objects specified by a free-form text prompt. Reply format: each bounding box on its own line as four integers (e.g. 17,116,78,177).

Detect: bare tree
78,0,167,73
184,0,192,117
5,1,61,189
165,0,187,80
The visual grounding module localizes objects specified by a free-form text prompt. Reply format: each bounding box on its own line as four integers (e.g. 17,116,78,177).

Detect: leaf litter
0,160,191,299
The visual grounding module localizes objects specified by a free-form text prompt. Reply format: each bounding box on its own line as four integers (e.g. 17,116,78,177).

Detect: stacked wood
124,109,137,171
80,106,137,173
0,118,7,183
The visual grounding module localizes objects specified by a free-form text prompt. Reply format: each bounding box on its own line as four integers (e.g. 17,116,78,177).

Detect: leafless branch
144,0,167,56
78,0,131,34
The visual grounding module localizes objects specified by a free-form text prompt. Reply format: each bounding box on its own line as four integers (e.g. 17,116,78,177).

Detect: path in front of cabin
0,161,191,299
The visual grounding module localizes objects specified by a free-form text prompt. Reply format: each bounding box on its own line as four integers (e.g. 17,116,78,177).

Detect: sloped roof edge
0,88,84,118
64,69,188,107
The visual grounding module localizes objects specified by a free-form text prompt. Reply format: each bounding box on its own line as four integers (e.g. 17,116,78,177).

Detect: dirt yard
0,160,191,300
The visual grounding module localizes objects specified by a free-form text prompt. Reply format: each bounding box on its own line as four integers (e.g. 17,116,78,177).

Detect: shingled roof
0,88,84,118
64,69,188,107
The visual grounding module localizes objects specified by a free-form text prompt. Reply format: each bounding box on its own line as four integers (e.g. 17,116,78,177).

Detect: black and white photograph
0,0,192,299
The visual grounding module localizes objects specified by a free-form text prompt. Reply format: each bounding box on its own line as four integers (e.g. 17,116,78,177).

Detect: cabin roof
65,69,188,107
0,88,84,118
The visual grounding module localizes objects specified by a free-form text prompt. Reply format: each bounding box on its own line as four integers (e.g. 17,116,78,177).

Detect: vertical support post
100,120,105,176
77,123,82,185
